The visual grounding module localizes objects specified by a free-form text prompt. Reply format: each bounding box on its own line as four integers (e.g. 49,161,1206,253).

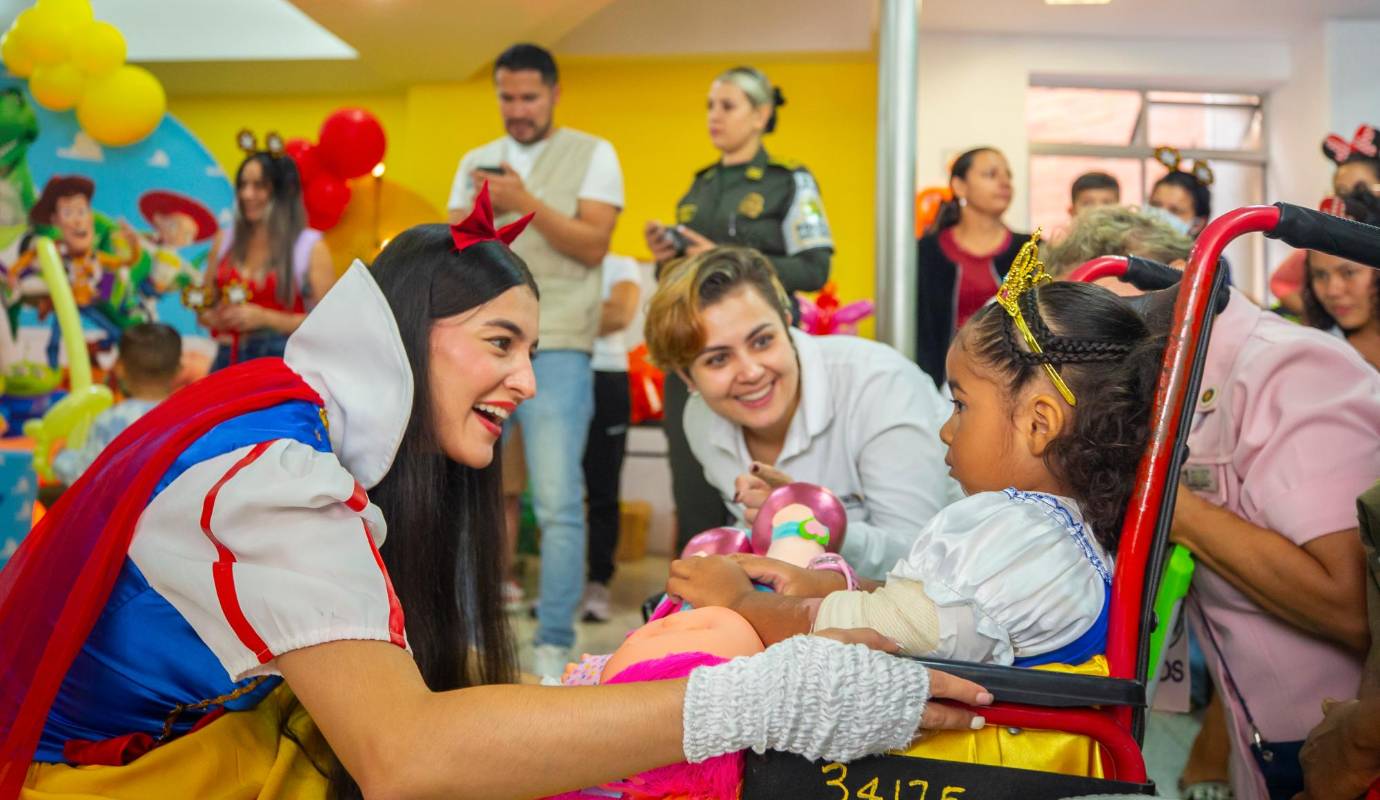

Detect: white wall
914,26,1380,298
1327,19,1380,134
916,32,1292,231
1266,25,1332,270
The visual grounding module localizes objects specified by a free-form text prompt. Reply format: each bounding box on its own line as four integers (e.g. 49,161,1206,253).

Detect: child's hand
730,553,846,598
666,555,754,609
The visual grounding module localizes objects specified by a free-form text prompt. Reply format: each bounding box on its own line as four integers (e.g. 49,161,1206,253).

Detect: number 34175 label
821,762,967,800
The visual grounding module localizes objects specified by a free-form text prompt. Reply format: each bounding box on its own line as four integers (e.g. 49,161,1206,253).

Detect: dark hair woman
2,187,988,799
201,145,337,370
914,146,1028,385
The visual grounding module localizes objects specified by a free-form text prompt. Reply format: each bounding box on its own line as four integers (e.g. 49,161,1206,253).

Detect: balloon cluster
283,108,386,231
2,0,166,147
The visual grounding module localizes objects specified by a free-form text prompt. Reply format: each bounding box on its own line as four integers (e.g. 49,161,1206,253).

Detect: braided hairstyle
963,281,1167,552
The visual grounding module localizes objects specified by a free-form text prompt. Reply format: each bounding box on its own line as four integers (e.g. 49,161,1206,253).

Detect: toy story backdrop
0,75,231,564
0,74,230,362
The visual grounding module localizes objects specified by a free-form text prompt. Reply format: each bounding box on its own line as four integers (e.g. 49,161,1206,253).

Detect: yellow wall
168,54,880,308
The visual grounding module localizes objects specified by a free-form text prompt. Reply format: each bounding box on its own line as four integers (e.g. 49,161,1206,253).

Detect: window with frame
1026,86,1267,298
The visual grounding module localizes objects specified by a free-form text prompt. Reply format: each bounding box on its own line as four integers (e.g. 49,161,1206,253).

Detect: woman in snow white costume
0,184,987,800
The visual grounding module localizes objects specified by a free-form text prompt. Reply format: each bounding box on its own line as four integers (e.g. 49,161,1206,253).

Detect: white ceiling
0,0,1375,94
917,0,1380,40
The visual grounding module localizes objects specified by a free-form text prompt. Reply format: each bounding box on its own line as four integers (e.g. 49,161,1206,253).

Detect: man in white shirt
448,44,623,679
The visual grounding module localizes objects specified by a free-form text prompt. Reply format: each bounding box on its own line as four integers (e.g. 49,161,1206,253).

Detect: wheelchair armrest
911,657,1145,708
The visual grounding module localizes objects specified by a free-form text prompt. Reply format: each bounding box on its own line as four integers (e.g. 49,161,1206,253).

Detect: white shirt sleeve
889,491,1109,665
836,357,958,579
128,439,408,681
602,253,641,296
577,139,625,208
447,150,480,212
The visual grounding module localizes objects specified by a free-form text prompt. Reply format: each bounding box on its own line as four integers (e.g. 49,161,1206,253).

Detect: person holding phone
446,43,624,680
643,65,834,550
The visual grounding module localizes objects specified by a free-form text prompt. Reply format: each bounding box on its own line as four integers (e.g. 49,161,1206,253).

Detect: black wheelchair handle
1123,255,1184,291
1267,202,1380,269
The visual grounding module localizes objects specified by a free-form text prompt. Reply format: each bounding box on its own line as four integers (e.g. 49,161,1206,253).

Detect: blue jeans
515,350,594,648
211,330,289,372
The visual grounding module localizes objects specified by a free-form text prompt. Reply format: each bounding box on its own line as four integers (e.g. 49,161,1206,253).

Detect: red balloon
283,137,324,186
304,174,351,230
317,107,386,180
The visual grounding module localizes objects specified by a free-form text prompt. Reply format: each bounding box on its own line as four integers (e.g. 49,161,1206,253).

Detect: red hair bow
451,181,534,252
1322,123,1378,165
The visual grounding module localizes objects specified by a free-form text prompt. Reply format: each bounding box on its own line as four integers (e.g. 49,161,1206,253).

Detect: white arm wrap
682,635,931,764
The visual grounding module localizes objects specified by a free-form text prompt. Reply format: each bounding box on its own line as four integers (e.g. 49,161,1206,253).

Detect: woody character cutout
8,176,143,364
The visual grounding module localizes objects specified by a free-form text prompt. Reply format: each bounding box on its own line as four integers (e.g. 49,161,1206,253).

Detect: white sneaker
581,582,612,623
532,643,573,684
501,580,526,613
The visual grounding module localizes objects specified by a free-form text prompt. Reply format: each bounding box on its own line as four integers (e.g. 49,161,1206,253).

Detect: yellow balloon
71,20,125,75
19,3,73,67
35,0,94,26
1,28,34,78
76,65,166,147
29,61,85,111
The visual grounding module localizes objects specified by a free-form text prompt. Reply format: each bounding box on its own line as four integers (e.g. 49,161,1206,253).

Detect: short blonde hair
1045,205,1193,276
644,246,792,373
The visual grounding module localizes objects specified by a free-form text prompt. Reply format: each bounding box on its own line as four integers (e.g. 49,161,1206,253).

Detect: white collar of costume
284,260,413,489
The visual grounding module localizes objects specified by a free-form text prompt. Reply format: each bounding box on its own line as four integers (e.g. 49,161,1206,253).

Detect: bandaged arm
812,578,1004,662
812,578,939,656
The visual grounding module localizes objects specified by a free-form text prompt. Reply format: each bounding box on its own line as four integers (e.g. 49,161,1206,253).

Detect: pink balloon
679,526,752,559
750,483,847,556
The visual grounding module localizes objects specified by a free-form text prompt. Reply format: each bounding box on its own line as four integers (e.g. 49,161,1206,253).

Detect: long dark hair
231,152,308,306
931,147,999,233
1302,188,1380,332
963,282,1166,550
328,226,538,798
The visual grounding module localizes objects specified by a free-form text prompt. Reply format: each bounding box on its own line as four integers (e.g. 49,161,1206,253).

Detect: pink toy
797,282,875,336
678,527,752,560
651,483,847,621
751,482,848,566
545,653,742,800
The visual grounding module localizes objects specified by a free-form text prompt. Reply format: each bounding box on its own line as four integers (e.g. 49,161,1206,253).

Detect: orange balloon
915,186,953,236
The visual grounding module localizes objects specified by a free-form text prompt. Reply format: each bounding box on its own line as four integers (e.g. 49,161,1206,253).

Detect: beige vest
496,128,602,351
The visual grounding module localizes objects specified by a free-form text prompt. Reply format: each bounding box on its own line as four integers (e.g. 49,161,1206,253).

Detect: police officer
643,65,834,548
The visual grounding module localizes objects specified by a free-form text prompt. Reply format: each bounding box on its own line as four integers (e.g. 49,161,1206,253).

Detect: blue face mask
1145,204,1194,237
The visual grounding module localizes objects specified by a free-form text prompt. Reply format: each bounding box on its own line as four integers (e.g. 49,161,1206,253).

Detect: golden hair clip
994,229,1077,407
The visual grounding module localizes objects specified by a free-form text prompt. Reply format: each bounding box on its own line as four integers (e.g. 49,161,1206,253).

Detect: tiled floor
511,556,1201,798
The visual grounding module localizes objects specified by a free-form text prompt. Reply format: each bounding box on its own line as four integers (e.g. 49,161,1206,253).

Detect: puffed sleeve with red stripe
127,438,408,681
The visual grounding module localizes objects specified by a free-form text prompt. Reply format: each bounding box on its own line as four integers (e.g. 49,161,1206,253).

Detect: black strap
1189,592,1266,741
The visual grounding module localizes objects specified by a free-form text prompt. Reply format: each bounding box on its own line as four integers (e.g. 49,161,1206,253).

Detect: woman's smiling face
683,286,799,435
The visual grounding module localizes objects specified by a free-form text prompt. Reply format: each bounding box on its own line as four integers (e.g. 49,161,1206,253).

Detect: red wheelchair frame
742,203,1380,798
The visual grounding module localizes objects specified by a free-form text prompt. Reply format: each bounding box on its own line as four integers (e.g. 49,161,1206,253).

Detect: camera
663,226,689,257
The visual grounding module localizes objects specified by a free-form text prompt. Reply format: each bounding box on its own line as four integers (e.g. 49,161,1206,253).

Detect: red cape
0,359,322,797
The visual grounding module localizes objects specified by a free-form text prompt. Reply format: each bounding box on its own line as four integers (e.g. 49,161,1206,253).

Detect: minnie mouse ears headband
451,181,534,252
1154,146,1214,187
237,129,284,157
1322,123,1378,165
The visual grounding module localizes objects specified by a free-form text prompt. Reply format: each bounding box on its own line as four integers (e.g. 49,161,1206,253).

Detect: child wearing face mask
672,235,1164,668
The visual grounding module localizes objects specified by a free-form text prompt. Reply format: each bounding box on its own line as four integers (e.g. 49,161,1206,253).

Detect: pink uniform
1185,289,1380,799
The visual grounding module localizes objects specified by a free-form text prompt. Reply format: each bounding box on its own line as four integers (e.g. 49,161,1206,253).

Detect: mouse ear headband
1154,145,1214,186
1322,123,1378,165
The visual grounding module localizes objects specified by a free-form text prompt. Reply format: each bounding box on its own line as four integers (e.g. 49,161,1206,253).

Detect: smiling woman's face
683,285,798,435
428,285,539,467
